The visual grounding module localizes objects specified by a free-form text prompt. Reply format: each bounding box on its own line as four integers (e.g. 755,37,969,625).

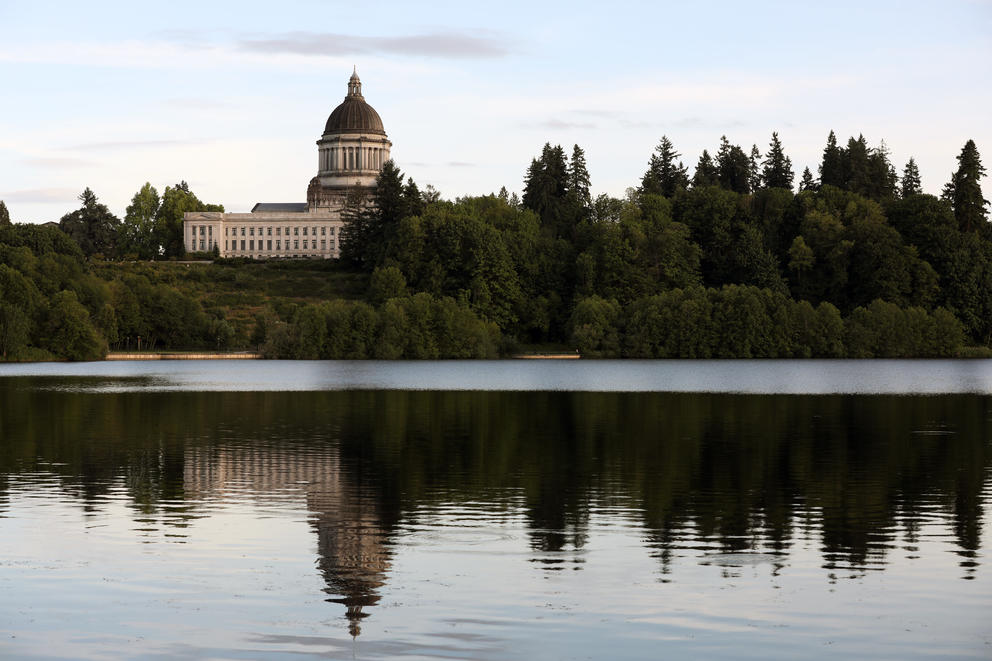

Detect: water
1,360,990,659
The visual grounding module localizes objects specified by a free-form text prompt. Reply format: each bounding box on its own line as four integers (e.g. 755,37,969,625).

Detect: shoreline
106,352,262,361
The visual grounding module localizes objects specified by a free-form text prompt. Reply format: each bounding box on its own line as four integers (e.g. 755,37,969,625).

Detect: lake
1,360,990,659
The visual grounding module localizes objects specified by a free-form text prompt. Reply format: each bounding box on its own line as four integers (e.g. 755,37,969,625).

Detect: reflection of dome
323,71,386,136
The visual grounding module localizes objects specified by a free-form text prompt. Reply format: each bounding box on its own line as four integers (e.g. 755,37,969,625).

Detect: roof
251,203,308,213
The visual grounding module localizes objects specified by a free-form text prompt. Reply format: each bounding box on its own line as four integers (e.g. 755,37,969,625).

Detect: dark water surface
1,361,990,659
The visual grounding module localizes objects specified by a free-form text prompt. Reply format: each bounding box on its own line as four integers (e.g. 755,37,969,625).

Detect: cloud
0,188,79,203
446,161,475,168
21,157,95,169
65,139,205,152
238,31,511,59
527,119,598,130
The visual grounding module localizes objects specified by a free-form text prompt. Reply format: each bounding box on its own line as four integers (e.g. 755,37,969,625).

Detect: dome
323,71,386,135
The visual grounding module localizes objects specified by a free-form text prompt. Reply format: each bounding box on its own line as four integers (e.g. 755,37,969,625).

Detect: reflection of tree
1,382,990,588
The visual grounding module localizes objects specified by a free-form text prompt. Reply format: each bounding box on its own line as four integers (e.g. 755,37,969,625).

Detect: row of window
225,239,336,252
225,226,336,237
189,225,339,239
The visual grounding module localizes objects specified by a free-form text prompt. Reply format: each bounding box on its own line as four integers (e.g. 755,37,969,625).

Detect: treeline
1,129,990,360
253,293,500,359
336,131,990,356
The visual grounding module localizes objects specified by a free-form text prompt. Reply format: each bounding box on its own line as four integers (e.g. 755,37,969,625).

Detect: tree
819,130,844,188
640,136,688,197
120,183,160,259
901,158,922,197
0,200,10,226
716,136,752,194
749,144,763,192
788,235,815,287
798,167,816,192
567,144,593,208
946,140,989,233
58,188,121,258
154,182,223,258
761,132,794,190
43,290,107,360
692,150,719,188
523,143,570,236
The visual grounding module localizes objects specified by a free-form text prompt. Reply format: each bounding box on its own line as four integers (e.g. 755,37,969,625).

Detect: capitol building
183,69,391,259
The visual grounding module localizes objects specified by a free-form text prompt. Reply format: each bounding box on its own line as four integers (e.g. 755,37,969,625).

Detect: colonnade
320,145,388,172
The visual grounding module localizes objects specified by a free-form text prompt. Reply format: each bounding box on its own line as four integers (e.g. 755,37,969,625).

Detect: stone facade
183,69,389,259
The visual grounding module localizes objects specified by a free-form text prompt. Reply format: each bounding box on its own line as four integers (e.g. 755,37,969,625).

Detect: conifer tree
568,144,592,208
58,188,121,258
0,200,10,226
761,132,795,190
749,144,763,191
798,167,816,192
901,158,922,197
866,140,898,200
845,135,872,197
819,130,844,188
523,143,570,235
946,139,989,232
716,136,751,194
692,150,720,187
641,136,688,197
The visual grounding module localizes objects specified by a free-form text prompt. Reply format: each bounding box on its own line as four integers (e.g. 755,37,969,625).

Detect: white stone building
183,69,391,259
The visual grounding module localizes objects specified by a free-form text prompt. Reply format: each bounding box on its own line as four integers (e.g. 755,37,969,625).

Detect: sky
1,0,990,222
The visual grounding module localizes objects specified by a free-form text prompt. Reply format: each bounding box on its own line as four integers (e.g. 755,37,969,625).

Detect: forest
0,131,989,360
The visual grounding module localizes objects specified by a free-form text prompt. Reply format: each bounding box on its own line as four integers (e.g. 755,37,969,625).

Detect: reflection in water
1,378,990,647
183,443,393,636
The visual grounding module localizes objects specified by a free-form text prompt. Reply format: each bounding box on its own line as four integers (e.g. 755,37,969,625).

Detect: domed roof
323,70,385,135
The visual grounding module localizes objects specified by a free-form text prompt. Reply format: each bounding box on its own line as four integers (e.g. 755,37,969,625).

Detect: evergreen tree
58,188,121,258
901,158,922,197
749,144,763,192
844,135,872,197
716,136,751,194
522,143,570,236
640,136,688,197
946,140,989,233
0,200,10,226
692,150,720,187
819,130,844,188
866,140,898,200
568,144,592,208
798,167,816,192
761,132,794,190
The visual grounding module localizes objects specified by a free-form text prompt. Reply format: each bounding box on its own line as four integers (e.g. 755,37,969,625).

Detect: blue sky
1,0,990,221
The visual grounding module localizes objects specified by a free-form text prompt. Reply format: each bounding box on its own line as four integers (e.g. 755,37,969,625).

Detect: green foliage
0,200,10,226
58,188,121,258
368,265,407,305
43,290,107,361
761,132,794,190
901,158,922,198
155,181,223,258
945,140,989,233
568,296,621,357
641,136,689,197
691,150,719,188
121,183,161,259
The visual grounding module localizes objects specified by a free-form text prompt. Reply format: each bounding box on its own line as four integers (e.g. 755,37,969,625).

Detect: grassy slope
93,260,369,344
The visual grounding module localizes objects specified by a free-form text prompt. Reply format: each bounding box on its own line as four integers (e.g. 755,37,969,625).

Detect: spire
348,67,362,98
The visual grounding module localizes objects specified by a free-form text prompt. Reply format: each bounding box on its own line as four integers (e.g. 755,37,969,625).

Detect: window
267,240,272,250
225,227,228,237
294,227,299,236
276,240,281,250
294,240,299,249
276,227,281,236
329,240,336,250
303,227,308,236
241,227,246,236
329,227,336,236
303,240,308,249
250,240,255,250
250,227,255,236
199,226,205,235
199,240,205,250
208,226,212,235
225,240,229,250
320,240,326,249
311,227,317,236
321,227,326,236
267,227,272,236
241,240,246,250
